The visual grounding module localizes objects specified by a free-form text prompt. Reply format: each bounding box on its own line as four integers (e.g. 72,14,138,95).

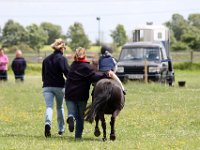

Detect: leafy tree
188,14,200,29
40,22,63,44
165,21,187,51
169,30,177,47
181,26,200,51
1,20,28,47
110,24,128,47
26,24,48,51
167,14,188,41
171,41,189,51
0,26,2,42
66,22,90,51
165,13,200,51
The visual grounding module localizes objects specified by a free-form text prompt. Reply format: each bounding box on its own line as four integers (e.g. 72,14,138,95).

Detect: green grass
174,62,200,70
0,70,200,149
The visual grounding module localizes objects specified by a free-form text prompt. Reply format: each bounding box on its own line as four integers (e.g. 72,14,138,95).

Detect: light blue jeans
43,87,65,133
66,100,87,138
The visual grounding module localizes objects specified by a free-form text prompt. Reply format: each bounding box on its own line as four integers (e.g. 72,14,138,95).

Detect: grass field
0,70,200,150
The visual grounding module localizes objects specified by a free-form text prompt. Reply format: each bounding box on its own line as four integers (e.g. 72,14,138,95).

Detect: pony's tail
84,104,95,123
85,82,112,123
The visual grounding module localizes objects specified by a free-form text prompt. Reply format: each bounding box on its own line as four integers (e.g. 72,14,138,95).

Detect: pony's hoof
94,128,101,137
102,137,107,141
110,134,116,141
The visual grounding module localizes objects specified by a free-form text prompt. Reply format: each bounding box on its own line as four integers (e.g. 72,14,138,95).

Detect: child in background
11,50,27,81
98,45,126,95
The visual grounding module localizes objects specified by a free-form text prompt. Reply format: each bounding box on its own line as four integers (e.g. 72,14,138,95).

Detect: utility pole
96,17,101,46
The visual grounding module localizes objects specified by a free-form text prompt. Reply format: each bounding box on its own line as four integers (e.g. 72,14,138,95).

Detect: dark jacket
42,50,70,88
65,61,108,102
11,57,26,75
98,54,116,72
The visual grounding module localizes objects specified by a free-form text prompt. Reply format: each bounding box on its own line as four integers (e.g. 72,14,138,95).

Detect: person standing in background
11,50,27,82
42,38,70,137
0,48,9,81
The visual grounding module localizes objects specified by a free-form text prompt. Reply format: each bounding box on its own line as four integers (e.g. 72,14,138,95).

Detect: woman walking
42,38,70,137
65,47,113,139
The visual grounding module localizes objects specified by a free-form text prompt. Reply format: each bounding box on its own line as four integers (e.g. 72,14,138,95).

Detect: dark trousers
14,74,24,81
66,100,87,138
0,70,8,81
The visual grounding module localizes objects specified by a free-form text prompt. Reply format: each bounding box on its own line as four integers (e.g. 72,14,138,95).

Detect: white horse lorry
116,24,175,86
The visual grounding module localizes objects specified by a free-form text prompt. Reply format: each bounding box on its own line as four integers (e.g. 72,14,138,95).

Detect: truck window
147,48,160,60
119,47,160,61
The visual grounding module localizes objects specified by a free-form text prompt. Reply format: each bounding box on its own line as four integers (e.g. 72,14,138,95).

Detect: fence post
144,59,148,84
190,50,193,63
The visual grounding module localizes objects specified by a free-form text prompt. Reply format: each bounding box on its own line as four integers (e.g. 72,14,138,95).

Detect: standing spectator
98,45,126,95
42,38,70,137
0,48,9,81
65,47,113,139
11,50,27,82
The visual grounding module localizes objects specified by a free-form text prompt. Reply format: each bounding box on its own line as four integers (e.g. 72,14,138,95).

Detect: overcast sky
0,0,199,42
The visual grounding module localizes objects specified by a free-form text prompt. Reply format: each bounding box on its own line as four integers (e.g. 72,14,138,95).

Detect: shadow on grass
0,133,45,140
0,133,103,142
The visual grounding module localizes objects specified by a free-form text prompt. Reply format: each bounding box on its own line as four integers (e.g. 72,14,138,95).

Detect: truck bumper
117,73,161,81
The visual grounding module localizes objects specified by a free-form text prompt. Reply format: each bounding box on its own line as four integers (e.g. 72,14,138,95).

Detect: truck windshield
119,47,160,61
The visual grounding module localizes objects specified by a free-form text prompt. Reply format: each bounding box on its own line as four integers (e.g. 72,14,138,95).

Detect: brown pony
85,78,125,141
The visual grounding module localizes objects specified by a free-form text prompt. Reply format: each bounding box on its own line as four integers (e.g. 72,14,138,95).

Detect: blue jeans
66,100,87,138
43,87,65,132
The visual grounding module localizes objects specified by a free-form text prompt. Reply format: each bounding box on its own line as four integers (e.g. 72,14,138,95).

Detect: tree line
0,13,199,53
165,13,200,51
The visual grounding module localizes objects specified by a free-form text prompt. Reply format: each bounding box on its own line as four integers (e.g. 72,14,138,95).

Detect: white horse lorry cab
116,24,175,86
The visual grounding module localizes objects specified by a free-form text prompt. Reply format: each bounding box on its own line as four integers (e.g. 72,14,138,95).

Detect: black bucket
178,81,186,87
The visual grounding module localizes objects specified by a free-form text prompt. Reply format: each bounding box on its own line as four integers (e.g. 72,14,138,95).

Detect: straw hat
51,38,66,50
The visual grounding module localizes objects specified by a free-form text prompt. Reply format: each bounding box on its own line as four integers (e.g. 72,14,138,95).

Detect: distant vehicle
116,24,174,85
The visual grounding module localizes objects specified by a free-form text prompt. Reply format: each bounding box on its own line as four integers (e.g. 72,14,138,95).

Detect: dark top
98,55,116,72
11,57,27,75
65,61,108,102
42,50,70,88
